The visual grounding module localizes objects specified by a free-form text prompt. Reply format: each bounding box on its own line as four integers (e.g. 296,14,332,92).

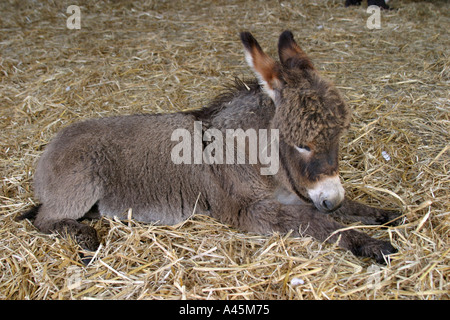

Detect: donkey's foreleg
242,200,396,263
330,198,402,226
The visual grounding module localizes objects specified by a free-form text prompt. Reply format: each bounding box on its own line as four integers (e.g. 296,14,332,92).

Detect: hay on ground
0,0,448,299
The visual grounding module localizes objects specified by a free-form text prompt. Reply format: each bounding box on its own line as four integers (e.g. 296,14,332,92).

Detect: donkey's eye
295,145,311,153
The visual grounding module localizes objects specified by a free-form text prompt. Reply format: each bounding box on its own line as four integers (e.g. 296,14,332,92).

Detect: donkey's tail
16,204,41,222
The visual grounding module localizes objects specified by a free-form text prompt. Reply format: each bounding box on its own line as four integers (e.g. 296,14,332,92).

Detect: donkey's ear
278,30,314,70
240,32,282,101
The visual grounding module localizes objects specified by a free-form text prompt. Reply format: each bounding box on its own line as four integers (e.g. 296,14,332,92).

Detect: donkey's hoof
373,241,397,264
75,225,100,252
353,239,397,264
376,209,403,226
54,219,100,251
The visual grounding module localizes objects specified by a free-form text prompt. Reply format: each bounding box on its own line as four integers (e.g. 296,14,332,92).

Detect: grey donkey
19,31,400,263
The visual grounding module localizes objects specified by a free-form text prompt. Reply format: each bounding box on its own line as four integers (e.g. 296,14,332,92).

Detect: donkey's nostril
322,199,334,211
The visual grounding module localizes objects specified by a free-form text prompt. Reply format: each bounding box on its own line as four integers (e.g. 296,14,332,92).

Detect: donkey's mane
188,77,261,121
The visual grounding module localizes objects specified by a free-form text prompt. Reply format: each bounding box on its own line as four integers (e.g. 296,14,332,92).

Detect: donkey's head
241,31,351,212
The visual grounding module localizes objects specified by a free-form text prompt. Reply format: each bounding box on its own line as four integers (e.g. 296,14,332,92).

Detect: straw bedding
1,0,448,300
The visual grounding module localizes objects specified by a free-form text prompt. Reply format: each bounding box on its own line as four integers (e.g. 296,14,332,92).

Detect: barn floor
0,0,448,299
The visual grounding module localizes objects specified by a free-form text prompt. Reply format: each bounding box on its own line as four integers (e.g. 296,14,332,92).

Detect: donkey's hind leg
33,202,100,251
330,198,402,226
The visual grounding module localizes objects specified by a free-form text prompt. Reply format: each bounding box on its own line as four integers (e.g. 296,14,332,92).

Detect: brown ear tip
240,31,257,50
278,30,295,49
280,30,294,40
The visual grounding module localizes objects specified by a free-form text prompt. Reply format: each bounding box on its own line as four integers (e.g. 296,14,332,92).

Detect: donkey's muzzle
307,175,345,213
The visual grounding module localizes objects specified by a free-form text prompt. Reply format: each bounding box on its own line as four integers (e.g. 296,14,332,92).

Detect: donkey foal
20,31,400,263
